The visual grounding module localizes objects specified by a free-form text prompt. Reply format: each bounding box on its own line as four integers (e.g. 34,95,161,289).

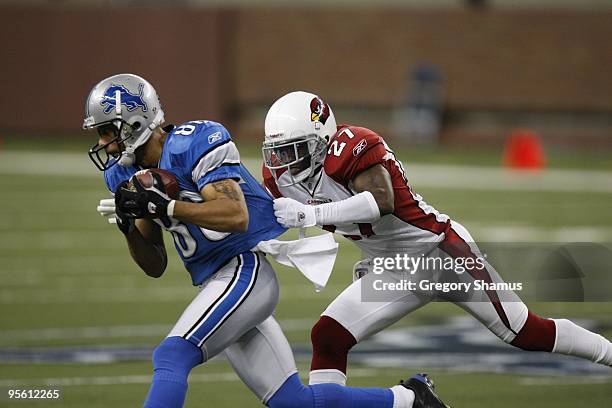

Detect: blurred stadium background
1,0,611,406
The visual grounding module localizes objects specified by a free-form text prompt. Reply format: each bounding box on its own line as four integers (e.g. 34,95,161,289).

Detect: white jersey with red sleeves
263,124,451,257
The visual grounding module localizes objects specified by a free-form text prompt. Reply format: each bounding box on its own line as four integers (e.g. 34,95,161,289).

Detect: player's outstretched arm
351,164,395,215
273,164,394,229
171,178,249,232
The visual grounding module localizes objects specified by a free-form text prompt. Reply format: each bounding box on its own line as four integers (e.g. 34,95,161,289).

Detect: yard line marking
2,151,612,193
0,324,171,341
1,369,608,388
0,368,382,387
467,225,612,242
518,376,612,386
0,284,344,305
0,318,316,343
0,151,97,178
403,163,612,194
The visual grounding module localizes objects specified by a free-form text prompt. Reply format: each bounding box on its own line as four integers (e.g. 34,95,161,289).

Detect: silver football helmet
263,91,337,187
83,73,165,170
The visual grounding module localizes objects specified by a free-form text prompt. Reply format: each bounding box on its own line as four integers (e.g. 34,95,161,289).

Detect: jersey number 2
327,128,355,157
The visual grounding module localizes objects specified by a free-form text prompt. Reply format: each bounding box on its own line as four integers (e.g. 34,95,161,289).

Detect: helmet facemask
263,134,327,187
87,120,136,171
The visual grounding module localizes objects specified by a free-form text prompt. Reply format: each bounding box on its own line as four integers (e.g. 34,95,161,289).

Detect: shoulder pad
324,125,386,184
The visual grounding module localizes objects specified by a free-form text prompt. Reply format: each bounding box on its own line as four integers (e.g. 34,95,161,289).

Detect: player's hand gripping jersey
105,120,286,285
263,125,450,257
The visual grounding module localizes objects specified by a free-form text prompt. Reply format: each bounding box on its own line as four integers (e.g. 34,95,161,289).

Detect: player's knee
152,336,204,375
267,373,312,408
311,316,356,355
510,311,556,352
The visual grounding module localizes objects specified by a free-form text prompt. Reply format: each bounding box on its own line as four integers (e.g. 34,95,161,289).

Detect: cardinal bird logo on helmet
310,97,330,124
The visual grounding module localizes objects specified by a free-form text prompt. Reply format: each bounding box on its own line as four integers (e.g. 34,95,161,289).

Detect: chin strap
117,109,165,168
118,150,136,167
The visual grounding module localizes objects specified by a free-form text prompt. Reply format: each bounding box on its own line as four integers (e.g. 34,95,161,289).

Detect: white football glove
97,198,117,224
273,197,316,228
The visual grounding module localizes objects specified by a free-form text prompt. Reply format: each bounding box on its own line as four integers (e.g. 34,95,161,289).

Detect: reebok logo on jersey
208,131,222,144
353,139,368,156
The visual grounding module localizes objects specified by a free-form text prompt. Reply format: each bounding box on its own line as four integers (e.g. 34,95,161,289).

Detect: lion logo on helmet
310,96,330,124
100,83,148,114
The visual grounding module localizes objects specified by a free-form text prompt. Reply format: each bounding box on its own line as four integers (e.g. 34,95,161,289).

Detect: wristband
167,200,176,218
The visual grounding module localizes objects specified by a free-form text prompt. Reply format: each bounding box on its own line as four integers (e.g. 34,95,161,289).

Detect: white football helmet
263,91,337,187
83,73,165,170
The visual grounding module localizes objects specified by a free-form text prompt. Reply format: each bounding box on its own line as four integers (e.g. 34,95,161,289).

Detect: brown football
130,168,180,200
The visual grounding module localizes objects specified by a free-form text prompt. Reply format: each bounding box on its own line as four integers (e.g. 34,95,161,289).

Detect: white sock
390,385,415,408
552,318,612,366
308,369,347,386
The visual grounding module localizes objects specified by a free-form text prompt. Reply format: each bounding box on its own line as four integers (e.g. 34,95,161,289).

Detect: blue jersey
104,120,286,285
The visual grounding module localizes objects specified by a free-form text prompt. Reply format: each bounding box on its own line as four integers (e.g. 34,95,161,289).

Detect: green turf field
1,143,611,407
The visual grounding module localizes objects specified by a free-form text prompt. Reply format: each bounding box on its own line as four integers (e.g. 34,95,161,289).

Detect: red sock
310,316,357,373
511,311,556,352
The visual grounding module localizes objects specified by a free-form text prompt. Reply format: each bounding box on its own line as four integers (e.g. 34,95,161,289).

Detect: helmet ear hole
132,122,142,130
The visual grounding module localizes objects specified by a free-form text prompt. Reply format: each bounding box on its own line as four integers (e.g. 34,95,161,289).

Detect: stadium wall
0,7,227,133
1,7,611,140
233,8,612,111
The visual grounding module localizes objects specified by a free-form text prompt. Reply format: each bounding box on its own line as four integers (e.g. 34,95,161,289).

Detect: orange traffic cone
503,128,545,170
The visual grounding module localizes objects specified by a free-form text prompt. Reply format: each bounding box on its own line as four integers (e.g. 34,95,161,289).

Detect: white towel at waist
254,232,339,291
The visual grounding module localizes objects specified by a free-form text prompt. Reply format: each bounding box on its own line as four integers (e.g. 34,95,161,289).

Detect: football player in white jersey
263,91,612,387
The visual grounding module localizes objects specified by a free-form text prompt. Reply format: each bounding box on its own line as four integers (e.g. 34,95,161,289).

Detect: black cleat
399,373,451,408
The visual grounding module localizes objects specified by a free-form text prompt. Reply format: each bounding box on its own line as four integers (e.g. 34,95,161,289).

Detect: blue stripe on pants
186,252,258,347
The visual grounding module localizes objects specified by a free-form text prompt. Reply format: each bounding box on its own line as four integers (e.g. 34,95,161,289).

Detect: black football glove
129,172,173,222
114,181,137,235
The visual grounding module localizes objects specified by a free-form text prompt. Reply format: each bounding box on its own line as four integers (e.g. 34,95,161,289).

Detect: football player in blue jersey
84,73,451,408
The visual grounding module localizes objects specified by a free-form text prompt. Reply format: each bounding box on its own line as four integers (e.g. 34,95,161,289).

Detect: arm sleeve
314,190,381,225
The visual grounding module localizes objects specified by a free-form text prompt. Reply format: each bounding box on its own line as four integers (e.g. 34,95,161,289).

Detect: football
130,168,180,200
